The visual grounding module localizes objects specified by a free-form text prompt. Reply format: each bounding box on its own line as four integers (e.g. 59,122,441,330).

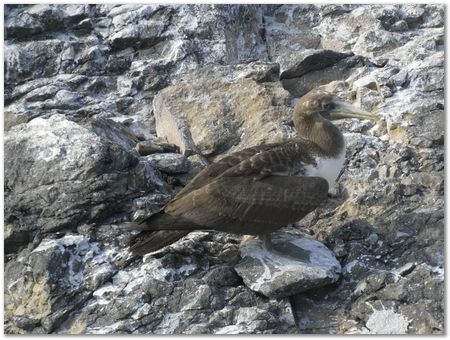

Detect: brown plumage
125,90,377,255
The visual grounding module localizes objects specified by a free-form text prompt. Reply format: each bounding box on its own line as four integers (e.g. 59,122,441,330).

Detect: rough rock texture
153,62,291,157
235,231,341,299
4,4,444,335
5,231,297,334
4,114,151,253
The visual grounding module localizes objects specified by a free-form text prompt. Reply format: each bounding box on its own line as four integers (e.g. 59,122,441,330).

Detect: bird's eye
323,102,335,110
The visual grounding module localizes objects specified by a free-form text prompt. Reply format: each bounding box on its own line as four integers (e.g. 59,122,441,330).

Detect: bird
124,90,378,256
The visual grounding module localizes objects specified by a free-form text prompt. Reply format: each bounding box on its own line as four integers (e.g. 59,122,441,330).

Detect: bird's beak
329,100,378,121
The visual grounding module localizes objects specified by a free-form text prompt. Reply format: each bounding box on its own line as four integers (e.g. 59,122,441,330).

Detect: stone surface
5,231,298,334
235,231,341,299
135,139,179,156
144,153,189,175
4,3,444,335
4,114,155,253
153,63,293,158
279,49,353,80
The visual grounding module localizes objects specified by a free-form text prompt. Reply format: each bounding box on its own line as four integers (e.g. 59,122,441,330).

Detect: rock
229,62,280,83
144,153,189,175
365,309,410,334
5,5,90,39
315,6,381,51
347,264,444,334
352,29,405,56
372,5,401,30
154,64,293,157
135,139,179,156
235,231,341,299
89,117,141,152
4,234,115,333
187,154,209,176
400,5,425,25
352,75,379,91
5,40,64,86
391,20,409,32
109,20,167,50
109,115,156,141
5,231,298,334
353,272,389,297
131,193,172,221
263,5,322,63
279,49,354,80
4,3,444,335
282,55,364,98
4,115,158,253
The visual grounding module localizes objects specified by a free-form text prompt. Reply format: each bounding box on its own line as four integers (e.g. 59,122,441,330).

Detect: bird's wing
173,143,284,200
165,175,328,235
218,139,317,178
129,230,191,256
125,143,284,231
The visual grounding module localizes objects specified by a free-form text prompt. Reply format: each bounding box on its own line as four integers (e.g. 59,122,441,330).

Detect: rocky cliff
4,4,444,334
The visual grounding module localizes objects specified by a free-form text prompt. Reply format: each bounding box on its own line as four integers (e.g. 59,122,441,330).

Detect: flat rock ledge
235,231,341,299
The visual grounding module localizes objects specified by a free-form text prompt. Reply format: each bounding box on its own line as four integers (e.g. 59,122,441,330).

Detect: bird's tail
122,212,197,231
129,230,190,256
123,213,197,256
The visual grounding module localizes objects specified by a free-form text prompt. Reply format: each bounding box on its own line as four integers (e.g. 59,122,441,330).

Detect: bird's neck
295,118,345,158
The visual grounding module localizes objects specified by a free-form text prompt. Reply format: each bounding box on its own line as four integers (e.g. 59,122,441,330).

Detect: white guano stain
365,308,410,334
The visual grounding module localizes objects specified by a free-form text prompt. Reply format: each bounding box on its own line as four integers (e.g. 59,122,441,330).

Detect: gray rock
5,5,90,39
235,232,341,299
131,193,172,221
390,20,409,32
135,139,179,156
109,20,167,50
263,5,322,62
279,49,354,80
348,264,443,334
89,117,141,151
4,3,444,335
144,153,189,175
4,115,157,253
109,115,156,141
4,231,298,334
4,234,116,333
282,55,365,97
5,40,64,86
315,6,382,51
400,5,425,25
352,29,405,56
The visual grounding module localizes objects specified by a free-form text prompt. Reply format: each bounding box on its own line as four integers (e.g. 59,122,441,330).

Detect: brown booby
125,90,377,255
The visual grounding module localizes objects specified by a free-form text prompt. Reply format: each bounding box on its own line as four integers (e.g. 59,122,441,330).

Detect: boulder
153,64,294,157
4,115,158,253
235,231,341,299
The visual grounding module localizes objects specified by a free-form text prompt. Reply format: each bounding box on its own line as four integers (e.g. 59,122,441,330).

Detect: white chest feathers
304,149,346,187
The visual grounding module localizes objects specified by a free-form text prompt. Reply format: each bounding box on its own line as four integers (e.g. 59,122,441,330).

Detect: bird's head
292,90,378,154
293,90,378,128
